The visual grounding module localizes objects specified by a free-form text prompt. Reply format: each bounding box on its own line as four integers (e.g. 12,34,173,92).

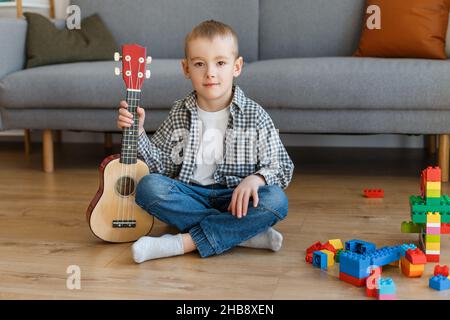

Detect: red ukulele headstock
114,44,152,90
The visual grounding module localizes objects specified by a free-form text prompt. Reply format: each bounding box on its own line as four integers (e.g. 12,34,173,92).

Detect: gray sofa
1,0,450,179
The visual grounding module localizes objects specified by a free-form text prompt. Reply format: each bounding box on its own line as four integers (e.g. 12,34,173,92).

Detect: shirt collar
184,85,246,113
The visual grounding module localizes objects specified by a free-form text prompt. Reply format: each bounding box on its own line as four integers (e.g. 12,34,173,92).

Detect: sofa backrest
259,0,366,59
72,0,260,62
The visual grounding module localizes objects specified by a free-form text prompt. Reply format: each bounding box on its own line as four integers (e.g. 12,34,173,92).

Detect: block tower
402,166,450,263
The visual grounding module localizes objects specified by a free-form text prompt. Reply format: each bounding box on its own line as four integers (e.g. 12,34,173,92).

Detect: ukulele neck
120,89,141,164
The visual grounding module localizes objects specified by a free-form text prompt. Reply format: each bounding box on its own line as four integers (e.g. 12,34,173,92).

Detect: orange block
400,257,424,277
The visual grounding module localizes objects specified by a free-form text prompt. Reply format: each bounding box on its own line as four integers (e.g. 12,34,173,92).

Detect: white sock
239,227,283,252
132,234,184,263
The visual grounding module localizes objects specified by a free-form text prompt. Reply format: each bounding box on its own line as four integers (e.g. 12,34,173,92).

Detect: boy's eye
218,61,226,66
194,62,204,67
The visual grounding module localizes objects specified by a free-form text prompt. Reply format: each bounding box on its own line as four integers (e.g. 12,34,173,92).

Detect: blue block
400,243,417,257
339,251,371,279
378,278,396,295
368,246,401,267
429,275,450,291
345,239,376,254
313,251,328,270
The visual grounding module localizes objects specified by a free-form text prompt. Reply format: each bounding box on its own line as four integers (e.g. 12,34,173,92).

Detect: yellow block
426,242,440,251
426,181,441,190
426,212,441,223
426,189,441,198
328,239,343,251
320,249,335,267
401,257,425,271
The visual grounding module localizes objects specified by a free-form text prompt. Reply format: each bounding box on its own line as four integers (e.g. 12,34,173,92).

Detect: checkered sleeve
255,111,294,190
137,112,181,178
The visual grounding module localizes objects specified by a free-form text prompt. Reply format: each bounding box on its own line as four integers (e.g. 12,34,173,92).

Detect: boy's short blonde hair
184,20,239,59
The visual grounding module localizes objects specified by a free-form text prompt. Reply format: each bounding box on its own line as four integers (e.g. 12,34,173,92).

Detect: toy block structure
363,189,384,198
429,275,450,291
377,278,396,300
365,266,381,298
403,166,449,263
434,265,449,277
339,241,406,287
306,239,343,266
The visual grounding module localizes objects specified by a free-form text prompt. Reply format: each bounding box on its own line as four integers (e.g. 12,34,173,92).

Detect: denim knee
258,185,289,220
135,173,173,209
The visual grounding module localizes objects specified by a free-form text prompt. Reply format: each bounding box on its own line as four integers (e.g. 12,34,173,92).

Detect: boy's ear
233,56,244,78
181,59,190,79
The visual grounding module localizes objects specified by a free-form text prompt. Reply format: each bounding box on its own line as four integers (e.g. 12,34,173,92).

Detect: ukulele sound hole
115,177,136,196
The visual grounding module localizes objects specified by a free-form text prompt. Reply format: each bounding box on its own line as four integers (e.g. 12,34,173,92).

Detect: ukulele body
87,154,154,243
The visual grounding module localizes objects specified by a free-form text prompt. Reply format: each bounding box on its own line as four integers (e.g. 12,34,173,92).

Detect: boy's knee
259,185,289,220
135,173,173,207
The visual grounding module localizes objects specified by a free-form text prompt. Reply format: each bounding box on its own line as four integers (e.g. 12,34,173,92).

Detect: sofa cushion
0,60,192,110
354,0,449,59
259,0,366,59
71,0,259,62
236,57,450,111
24,12,118,68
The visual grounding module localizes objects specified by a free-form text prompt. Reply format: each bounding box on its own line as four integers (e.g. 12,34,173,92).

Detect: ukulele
86,44,154,243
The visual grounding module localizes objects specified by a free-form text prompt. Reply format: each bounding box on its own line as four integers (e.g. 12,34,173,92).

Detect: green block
426,197,441,206
335,249,343,263
425,234,441,243
411,212,427,224
401,221,422,233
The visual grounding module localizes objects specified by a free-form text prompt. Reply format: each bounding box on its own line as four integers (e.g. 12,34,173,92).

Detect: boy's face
181,35,243,108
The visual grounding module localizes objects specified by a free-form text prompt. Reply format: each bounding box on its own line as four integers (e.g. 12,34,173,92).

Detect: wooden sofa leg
427,135,436,154
42,129,54,173
24,129,31,155
438,134,449,182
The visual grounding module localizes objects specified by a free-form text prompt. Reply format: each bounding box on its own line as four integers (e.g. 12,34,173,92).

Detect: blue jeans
135,173,288,258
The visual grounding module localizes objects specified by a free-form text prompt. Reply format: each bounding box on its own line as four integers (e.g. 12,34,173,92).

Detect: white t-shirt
190,103,231,185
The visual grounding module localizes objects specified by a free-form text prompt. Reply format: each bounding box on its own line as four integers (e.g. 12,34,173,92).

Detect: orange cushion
354,0,450,59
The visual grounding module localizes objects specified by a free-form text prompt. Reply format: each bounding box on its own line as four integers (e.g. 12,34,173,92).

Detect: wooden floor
1,141,449,300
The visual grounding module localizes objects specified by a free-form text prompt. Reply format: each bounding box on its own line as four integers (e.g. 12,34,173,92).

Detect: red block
424,166,441,182
339,272,366,287
405,248,427,265
427,254,440,263
441,223,450,234
366,286,378,298
306,241,322,254
321,242,337,254
305,253,313,264
434,265,449,277
363,189,384,198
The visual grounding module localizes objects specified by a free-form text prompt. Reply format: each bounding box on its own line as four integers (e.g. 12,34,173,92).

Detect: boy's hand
227,174,266,219
117,100,145,135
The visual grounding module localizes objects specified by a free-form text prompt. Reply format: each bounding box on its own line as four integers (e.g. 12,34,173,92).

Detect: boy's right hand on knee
117,100,146,135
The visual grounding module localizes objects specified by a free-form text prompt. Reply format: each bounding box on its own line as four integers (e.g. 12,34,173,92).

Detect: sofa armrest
0,18,27,79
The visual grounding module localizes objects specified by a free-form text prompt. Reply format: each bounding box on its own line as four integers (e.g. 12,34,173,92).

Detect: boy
117,20,294,263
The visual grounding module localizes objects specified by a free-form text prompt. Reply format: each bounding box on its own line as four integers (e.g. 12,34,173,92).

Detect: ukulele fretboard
120,89,141,164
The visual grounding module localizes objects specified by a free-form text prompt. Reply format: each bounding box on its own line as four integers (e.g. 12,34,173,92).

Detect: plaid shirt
137,85,294,189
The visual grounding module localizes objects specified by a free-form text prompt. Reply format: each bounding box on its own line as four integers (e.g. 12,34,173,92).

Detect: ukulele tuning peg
145,69,151,79
114,52,121,62
114,67,121,76
146,56,152,64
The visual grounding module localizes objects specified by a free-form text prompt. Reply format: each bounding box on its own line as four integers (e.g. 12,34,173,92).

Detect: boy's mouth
203,83,220,87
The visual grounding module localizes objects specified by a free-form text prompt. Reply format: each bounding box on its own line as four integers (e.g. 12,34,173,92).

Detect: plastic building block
401,221,422,233
400,243,417,257
426,242,440,251
335,249,343,263
327,239,343,251
441,223,450,234
400,257,424,277
364,189,384,198
345,239,376,255
305,253,313,264
434,265,449,277
426,226,441,235
378,278,396,295
339,272,366,287
405,248,426,264
306,241,322,254
426,212,441,223
366,266,382,298
313,251,328,270
425,234,441,243
339,251,371,279
429,275,450,291
320,249,335,267
366,286,378,298
369,246,401,267
320,243,337,254
423,166,441,182
426,254,440,263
